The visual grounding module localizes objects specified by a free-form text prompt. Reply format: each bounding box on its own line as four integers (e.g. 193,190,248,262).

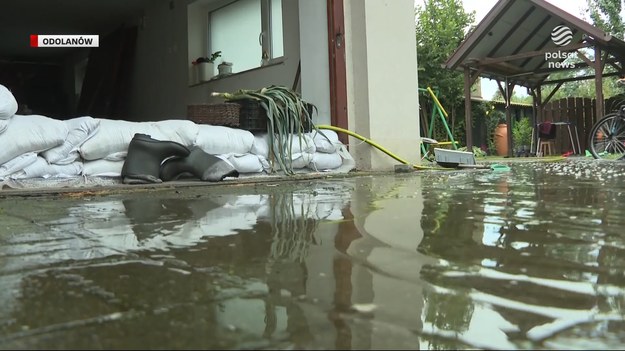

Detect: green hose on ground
316,125,447,170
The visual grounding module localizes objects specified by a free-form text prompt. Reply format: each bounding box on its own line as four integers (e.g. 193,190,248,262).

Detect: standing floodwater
0,159,624,349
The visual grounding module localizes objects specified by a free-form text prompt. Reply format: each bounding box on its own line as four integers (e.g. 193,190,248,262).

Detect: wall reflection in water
2,163,625,349
0,176,440,349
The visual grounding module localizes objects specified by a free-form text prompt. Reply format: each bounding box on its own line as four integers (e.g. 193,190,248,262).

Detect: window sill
189,57,286,87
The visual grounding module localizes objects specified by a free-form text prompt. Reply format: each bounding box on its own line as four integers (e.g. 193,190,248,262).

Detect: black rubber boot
160,147,239,182
121,133,190,184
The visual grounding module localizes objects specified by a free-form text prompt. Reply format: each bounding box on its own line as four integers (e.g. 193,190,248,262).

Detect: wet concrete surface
0,158,625,349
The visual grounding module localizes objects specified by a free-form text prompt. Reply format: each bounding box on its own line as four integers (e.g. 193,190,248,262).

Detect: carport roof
444,0,625,88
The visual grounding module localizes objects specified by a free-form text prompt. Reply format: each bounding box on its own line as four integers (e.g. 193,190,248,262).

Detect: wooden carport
444,0,625,156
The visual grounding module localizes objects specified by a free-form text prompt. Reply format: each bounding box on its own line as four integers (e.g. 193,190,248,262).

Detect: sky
460,0,590,99
464,0,588,24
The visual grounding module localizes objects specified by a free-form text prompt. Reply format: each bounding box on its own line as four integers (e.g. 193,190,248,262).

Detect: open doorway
0,60,67,118
0,0,148,119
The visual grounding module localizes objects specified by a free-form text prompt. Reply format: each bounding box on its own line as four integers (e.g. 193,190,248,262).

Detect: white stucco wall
344,0,421,170
126,0,422,172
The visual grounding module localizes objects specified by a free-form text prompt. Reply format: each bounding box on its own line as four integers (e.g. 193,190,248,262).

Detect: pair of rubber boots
121,133,239,184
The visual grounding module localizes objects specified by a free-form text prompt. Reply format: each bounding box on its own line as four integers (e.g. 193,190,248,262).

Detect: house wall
126,0,422,171
344,0,421,170
126,0,188,121
126,0,302,122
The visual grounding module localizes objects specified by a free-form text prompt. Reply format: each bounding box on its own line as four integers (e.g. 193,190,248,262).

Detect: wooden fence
540,96,625,153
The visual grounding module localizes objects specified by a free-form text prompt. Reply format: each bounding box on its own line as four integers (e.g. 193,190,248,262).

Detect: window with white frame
209,0,283,74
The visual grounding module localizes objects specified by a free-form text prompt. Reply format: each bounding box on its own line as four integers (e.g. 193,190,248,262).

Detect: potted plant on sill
212,85,320,175
192,51,222,82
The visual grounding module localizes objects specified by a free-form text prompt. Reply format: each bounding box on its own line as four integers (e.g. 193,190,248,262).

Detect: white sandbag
82,159,124,177
290,152,314,169
276,134,316,154
308,129,340,153
0,152,38,179
257,155,271,172
48,153,80,165
225,153,265,174
0,119,8,134
193,125,254,155
0,84,18,119
307,152,343,171
151,120,199,148
42,116,100,165
81,120,199,161
103,151,127,162
261,152,313,172
250,133,270,158
79,119,162,160
330,144,356,173
0,115,69,165
11,156,82,179
250,133,316,157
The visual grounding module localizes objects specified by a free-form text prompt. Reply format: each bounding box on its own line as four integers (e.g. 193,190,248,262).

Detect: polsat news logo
30,35,99,48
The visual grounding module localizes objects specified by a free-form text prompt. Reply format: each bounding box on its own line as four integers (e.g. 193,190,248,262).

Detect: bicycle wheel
588,113,625,160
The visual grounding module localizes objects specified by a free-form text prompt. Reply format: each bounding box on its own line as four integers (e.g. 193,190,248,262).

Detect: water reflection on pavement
0,160,624,349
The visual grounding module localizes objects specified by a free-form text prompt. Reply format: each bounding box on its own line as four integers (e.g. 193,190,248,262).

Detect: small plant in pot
192,51,222,82
192,51,222,65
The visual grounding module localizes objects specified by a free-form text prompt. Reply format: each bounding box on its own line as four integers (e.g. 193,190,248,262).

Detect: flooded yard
0,159,624,349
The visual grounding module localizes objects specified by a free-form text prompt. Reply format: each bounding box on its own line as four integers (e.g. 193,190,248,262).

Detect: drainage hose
316,125,445,170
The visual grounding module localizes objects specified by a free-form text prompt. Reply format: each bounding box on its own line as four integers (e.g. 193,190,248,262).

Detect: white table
530,121,582,155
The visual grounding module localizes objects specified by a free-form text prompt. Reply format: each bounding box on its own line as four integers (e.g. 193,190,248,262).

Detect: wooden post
327,0,349,144
595,46,604,119
504,79,514,157
464,66,473,149
536,86,542,122
528,87,538,154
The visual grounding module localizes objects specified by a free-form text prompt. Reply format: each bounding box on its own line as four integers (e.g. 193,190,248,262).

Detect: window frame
207,0,284,73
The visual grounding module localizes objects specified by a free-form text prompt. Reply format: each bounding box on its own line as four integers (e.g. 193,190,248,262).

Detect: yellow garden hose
426,87,448,118
316,125,446,170
315,125,571,178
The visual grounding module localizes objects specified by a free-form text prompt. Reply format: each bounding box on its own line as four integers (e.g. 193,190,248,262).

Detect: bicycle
588,78,625,160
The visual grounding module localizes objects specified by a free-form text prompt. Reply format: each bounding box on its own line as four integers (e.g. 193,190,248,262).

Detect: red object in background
30,35,38,47
539,121,556,138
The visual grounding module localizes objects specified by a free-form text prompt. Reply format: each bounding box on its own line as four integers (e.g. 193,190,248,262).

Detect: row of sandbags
0,85,354,180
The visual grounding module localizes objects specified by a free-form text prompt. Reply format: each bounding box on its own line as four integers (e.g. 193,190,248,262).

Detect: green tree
416,0,475,142
416,0,474,107
491,89,533,104
587,0,624,39
541,49,623,100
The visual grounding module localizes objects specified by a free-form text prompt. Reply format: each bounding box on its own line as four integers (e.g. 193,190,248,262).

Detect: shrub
512,116,532,151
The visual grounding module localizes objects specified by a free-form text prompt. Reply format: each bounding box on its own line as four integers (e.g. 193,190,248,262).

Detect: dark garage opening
0,0,150,119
